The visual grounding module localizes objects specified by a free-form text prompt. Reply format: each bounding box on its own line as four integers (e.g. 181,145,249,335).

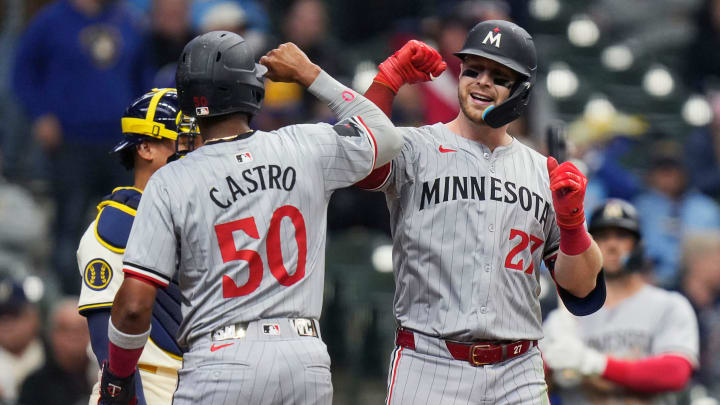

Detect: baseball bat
546,120,568,164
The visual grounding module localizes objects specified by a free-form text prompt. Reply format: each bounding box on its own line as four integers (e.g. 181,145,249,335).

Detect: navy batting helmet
455,19,536,128
589,199,647,275
176,31,266,119
112,88,182,154
588,199,641,240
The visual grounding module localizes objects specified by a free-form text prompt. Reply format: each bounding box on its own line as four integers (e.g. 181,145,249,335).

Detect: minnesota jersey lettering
419,175,552,224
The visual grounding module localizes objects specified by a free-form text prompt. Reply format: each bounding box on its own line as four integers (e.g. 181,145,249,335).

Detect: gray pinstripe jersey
544,285,699,405
123,121,375,346
375,123,560,342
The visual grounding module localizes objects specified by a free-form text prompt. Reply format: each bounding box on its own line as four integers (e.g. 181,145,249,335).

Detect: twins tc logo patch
84,258,112,291
107,383,123,397
236,151,253,163
262,323,281,335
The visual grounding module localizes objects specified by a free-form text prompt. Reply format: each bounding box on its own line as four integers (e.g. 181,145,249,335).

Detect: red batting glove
547,157,588,230
374,39,447,94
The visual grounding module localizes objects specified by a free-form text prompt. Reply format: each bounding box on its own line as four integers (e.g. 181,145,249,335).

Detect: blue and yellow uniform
77,186,184,405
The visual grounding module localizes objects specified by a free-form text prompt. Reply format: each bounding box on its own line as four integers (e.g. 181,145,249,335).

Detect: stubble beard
458,90,489,127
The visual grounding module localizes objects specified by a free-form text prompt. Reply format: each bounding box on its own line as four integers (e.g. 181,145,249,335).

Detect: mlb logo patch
196,106,209,116
262,323,281,335
236,151,253,163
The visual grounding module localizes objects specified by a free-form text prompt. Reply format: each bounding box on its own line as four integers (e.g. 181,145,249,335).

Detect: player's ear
135,141,153,162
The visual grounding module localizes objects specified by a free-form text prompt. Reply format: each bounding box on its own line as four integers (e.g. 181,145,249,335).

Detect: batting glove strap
99,361,137,405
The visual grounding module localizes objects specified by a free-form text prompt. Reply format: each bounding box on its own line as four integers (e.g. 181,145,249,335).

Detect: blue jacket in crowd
11,0,154,143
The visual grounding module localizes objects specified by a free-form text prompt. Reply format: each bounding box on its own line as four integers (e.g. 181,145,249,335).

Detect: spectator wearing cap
632,141,720,288
197,1,267,58
18,297,92,405
0,278,44,404
191,0,270,44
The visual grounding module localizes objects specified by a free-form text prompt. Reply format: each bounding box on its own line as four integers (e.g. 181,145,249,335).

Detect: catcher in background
76,88,199,405
542,199,699,405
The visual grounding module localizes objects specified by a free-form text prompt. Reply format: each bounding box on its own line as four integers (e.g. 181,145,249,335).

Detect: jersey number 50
214,205,307,298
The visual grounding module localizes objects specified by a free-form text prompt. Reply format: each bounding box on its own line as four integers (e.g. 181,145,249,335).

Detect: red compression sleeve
355,81,397,190
108,341,144,378
601,355,693,393
559,226,592,255
364,81,395,118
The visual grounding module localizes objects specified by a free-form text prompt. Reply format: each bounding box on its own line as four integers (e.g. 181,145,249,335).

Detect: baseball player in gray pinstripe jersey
359,21,606,405
96,32,403,405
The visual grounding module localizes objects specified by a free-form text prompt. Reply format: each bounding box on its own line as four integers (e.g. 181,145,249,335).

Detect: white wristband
108,319,151,349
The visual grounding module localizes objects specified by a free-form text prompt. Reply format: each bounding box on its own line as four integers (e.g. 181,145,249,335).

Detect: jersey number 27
504,228,544,275
214,205,307,298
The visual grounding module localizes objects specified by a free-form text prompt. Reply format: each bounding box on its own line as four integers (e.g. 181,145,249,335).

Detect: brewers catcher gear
112,88,181,153
454,19,536,128
176,31,266,119
167,114,201,163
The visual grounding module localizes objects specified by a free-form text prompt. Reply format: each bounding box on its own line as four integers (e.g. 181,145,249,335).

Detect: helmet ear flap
481,80,532,128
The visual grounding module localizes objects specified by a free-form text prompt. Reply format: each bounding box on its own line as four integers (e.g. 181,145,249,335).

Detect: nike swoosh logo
210,342,235,352
439,145,457,153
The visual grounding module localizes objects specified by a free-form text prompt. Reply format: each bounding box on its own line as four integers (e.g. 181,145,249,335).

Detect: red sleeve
364,81,395,118
108,341,144,378
355,81,396,190
601,354,693,393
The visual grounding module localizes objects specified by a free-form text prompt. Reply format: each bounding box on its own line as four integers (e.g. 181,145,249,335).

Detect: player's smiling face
457,55,518,126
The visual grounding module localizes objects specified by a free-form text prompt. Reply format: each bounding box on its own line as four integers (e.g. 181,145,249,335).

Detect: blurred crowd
1,0,720,404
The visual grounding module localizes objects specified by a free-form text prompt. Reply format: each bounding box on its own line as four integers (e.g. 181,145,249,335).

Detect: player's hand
32,114,62,151
98,361,137,405
542,335,607,379
374,39,447,94
259,42,321,88
547,157,588,230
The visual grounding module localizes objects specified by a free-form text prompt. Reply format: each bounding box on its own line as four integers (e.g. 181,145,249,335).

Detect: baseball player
357,21,606,405
542,199,699,405
76,88,199,405
97,31,403,405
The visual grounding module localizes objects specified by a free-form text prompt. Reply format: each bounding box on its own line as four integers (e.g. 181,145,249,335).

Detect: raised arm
261,42,424,167
356,40,446,189
547,157,604,298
